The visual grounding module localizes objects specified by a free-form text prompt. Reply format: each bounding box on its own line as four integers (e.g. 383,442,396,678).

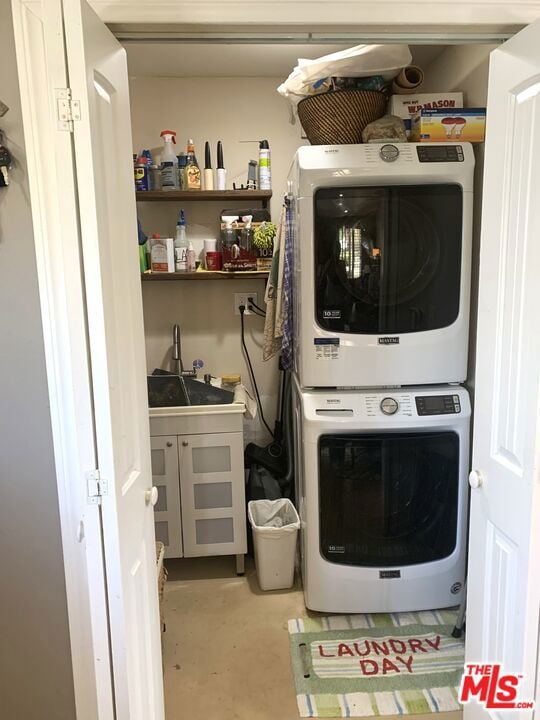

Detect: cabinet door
179,432,247,557
150,437,182,558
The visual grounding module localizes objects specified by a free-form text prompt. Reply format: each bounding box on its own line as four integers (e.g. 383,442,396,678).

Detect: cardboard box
388,93,464,136
410,108,486,143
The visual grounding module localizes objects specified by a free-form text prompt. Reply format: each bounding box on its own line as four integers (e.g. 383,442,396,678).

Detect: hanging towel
280,200,295,371
263,206,287,361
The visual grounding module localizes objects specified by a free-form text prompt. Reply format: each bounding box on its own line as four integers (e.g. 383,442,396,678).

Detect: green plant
253,221,276,250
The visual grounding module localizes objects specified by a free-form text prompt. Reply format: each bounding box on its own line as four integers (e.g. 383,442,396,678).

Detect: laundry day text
317,635,442,676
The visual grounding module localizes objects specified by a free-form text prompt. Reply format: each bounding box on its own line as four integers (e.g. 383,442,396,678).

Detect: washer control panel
416,394,461,415
365,393,413,417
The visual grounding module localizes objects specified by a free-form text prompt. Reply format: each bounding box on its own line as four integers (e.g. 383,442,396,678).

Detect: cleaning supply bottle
174,209,188,271
160,130,180,190
186,239,197,271
143,149,159,190
184,138,201,190
177,152,187,190
258,139,271,190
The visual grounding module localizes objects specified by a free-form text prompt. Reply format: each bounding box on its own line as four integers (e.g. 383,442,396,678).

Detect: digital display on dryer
417,145,464,162
416,395,461,415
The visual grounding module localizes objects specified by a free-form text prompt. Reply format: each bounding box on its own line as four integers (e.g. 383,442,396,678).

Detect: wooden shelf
135,190,272,207
141,271,269,282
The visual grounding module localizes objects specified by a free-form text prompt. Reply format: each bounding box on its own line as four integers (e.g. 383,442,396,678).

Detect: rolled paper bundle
392,65,425,95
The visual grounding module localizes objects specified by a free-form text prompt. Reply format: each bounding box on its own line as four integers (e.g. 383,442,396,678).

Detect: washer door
314,184,463,334
318,431,460,567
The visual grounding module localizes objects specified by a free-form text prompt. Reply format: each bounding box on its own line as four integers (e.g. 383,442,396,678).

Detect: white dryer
288,143,475,388
292,375,470,613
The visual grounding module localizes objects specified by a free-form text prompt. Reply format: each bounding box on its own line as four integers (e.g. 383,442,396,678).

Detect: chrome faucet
172,324,196,377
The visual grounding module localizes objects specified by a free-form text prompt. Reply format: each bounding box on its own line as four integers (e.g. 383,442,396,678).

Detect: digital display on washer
417,145,464,163
416,395,461,415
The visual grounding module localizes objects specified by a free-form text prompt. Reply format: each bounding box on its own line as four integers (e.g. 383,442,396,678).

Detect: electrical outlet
234,292,258,315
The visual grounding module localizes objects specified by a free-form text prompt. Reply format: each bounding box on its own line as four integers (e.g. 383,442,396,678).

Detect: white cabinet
149,408,247,564
179,432,246,558
150,436,183,558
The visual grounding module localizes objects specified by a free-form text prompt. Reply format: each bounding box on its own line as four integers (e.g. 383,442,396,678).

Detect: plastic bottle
186,239,196,271
160,130,180,190
241,215,254,252
177,152,187,190
184,138,201,190
174,209,188,271
258,139,271,190
221,216,238,251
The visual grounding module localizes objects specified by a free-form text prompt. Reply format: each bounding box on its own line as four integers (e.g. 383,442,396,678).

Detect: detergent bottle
160,130,179,190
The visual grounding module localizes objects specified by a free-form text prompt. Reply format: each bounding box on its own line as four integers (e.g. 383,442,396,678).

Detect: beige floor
162,556,463,720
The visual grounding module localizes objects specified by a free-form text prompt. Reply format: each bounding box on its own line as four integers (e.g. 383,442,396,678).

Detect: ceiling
124,43,445,79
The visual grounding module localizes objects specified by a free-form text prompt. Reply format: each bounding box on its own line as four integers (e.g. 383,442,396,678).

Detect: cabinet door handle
166,441,173,448
182,441,189,447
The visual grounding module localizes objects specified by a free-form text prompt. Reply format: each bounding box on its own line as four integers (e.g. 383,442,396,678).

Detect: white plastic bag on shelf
277,44,412,121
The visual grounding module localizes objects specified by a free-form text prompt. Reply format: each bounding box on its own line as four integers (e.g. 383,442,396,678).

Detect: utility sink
147,373,235,409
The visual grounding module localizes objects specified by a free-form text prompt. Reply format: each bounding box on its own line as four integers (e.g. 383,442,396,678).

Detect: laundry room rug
289,609,464,717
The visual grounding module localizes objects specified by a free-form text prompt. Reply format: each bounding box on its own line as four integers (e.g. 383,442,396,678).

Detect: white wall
422,43,497,392
130,76,306,440
0,4,76,718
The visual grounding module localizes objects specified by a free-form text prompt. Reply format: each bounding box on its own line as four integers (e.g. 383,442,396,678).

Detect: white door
466,20,540,719
60,1,164,717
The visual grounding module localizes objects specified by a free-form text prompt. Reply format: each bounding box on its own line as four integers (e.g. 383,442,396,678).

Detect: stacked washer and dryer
288,142,474,613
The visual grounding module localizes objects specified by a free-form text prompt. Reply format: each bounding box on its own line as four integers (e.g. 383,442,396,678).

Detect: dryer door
319,431,459,567
314,185,463,335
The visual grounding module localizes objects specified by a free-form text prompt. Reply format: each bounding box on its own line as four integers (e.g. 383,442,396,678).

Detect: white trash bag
248,499,300,591
277,44,412,121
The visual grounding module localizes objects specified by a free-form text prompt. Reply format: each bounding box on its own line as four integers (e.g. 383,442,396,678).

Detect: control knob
380,397,399,415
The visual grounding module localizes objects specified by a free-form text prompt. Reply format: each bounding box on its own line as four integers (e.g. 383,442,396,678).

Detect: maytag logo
324,148,339,154
378,337,400,345
326,399,341,404
380,570,401,579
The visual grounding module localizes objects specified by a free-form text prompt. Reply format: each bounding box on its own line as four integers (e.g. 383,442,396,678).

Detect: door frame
89,0,538,32
11,3,540,717
11,1,114,718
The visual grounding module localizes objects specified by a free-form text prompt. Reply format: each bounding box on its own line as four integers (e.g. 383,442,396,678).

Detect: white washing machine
288,143,475,388
292,375,470,613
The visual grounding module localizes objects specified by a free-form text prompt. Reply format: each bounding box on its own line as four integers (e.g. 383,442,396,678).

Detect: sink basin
147,373,234,408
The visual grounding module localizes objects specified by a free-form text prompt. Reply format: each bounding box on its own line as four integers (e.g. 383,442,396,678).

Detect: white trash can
248,499,300,591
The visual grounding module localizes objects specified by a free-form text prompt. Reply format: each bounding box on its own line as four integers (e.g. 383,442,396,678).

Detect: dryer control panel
365,393,414,417
415,394,461,415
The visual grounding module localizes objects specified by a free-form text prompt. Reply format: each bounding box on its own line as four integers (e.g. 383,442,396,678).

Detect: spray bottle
160,130,179,190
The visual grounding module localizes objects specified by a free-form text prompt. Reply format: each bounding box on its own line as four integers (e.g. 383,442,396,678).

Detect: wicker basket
156,541,167,633
298,89,387,145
